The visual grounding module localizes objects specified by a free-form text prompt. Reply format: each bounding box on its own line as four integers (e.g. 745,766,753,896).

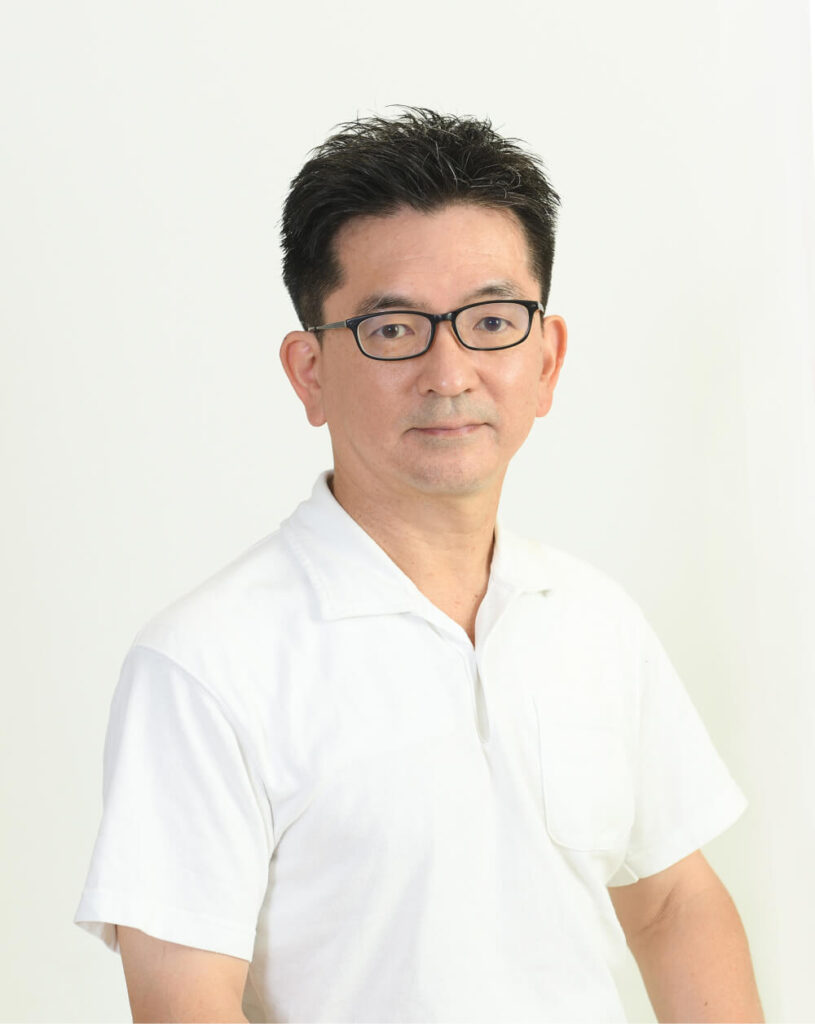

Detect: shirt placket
417,578,522,747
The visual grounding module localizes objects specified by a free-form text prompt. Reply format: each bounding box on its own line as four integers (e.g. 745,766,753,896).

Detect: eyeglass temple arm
305,320,347,332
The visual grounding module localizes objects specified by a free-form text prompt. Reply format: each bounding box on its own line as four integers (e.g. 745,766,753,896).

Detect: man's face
284,202,567,502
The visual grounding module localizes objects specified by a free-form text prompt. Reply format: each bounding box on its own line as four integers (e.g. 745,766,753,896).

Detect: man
74,107,764,1022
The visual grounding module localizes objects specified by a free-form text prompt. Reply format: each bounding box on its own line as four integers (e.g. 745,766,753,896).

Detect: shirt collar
279,470,554,622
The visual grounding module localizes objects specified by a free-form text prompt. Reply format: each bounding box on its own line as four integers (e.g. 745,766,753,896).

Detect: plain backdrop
1,1,814,1020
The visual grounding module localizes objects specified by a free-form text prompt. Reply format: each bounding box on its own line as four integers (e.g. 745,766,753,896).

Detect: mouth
412,423,484,437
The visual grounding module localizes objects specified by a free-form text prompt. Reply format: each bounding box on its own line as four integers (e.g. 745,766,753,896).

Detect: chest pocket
535,714,635,852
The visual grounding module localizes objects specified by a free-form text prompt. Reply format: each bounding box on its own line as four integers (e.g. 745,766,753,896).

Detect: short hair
280,106,561,334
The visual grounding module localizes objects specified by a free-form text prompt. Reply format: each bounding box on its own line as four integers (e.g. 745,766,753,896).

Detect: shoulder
495,531,653,727
130,527,311,690
497,529,653,705
501,525,644,624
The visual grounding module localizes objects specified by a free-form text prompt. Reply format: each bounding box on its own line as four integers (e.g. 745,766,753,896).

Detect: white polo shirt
74,470,748,1023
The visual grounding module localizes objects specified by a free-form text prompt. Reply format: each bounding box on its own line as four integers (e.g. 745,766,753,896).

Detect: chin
402,460,498,497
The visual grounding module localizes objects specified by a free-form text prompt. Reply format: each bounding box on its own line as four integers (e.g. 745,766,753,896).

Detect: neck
328,468,501,638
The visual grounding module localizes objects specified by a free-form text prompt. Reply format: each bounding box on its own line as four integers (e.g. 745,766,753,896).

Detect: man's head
279,107,567,508
281,106,561,334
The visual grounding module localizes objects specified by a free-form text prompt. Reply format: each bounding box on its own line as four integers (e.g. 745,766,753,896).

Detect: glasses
306,299,545,361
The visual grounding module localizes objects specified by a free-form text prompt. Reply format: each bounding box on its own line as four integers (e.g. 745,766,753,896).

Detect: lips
413,423,483,436
420,423,476,430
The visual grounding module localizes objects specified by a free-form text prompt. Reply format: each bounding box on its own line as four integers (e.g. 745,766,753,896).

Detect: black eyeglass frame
305,299,546,361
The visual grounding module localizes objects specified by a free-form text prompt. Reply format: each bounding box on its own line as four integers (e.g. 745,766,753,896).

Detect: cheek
498,363,541,417
488,372,544,450
323,367,402,440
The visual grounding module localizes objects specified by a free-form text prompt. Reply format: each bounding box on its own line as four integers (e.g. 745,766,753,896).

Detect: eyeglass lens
357,302,532,359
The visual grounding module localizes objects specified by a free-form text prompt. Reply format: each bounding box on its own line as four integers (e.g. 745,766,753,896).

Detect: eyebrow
352,279,525,317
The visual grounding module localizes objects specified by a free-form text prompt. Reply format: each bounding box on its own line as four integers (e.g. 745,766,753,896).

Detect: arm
608,851,764,1022
117,925,250,1023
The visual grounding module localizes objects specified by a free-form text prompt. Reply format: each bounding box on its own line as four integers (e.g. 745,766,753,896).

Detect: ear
535,315,568,418
279,330,327,427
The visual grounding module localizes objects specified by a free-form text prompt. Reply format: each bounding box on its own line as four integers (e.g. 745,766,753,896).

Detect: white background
2,1,814,1020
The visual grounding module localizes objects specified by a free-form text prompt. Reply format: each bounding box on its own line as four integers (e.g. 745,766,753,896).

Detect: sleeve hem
73,887,256,962
608,786,749,886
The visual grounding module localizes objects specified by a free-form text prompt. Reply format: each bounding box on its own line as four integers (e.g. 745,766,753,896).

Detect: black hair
280,106,561,333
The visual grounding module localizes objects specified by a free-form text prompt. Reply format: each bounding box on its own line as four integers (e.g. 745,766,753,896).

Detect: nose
414,318,480,397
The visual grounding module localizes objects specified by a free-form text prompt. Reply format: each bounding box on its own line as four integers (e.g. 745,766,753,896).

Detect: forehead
328,203,536,311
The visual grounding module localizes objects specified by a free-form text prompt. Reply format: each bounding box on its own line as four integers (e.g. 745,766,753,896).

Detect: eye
372,322,414,340
474,315,511,333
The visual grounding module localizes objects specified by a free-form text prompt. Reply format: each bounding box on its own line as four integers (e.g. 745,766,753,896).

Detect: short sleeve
73,644,274,960
607,607,749,886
